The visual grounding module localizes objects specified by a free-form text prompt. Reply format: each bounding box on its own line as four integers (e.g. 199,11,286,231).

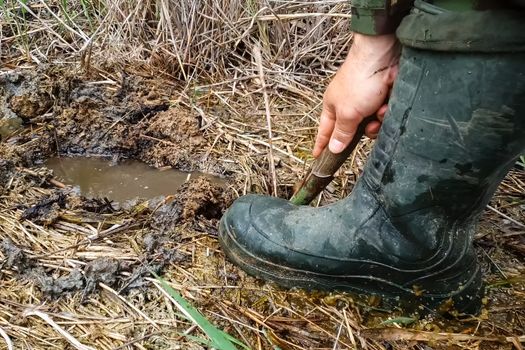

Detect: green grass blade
80,0,93,27
157,277,245,350
20,0,28,15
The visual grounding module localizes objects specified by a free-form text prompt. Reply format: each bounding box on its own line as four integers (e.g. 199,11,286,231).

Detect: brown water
46,157,221,202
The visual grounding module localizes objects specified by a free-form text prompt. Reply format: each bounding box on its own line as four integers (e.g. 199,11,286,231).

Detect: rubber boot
219,33,525,316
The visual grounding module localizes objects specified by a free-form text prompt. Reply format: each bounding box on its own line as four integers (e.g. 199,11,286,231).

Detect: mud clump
30,258,120,300
142,233,189,265
0,239,120,298
129,232,190,291
32,268,84,297
9,93,52,120
0,239,82,299
77,197,116,214
54,75,172,158
1,238,34,272
1,69,53,122
150,176,225,232
145,109,203,144
143,233,165,252
21,192,68,225
137,109,206,171
151,199,182,233
83,257,120,296
178,176,226,220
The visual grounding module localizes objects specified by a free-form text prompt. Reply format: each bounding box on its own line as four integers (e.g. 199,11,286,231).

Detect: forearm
350,0,414,35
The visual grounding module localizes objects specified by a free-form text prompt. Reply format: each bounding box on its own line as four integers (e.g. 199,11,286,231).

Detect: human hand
313,34,400,157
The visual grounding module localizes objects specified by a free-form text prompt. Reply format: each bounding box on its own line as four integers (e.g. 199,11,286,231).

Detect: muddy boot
219,9,525,315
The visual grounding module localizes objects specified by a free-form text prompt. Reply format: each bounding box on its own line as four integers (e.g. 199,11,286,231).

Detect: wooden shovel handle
290,115,376,205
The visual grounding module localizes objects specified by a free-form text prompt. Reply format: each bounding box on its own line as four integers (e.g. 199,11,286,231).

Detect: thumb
328,114,359,154
313,107,336,158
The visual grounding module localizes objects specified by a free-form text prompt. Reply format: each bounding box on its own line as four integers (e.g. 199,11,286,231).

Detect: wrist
353,33,397,47
348,33,400,68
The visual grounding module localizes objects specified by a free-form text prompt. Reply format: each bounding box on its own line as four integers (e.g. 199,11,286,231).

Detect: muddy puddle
46,157,223,202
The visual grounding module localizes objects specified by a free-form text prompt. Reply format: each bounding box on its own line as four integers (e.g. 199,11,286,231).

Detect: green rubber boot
219,11,525,315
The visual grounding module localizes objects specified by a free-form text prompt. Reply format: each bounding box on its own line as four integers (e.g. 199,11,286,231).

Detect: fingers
377,104,388,122
329,112,359,154
313,110,335,158
365,121,381,138
365,104,388,138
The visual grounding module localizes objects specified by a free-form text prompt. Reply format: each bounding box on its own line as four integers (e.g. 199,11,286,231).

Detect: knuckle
316,133,330,141
334,117,358,132
333,126,354,139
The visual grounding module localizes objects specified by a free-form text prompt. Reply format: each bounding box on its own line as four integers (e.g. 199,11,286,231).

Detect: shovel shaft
290,115,376,205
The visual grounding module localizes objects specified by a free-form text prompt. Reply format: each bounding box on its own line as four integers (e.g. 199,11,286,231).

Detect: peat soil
0,66,524,349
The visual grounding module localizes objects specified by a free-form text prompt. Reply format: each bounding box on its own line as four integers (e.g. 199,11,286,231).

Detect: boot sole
219,217,484,316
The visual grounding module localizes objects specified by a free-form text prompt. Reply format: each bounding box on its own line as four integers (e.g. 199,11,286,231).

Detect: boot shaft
362,48,525,248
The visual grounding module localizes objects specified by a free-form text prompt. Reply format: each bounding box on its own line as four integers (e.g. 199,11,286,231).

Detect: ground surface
0,66,524,350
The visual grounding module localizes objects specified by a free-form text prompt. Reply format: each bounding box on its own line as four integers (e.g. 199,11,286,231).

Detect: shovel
290,115,376,205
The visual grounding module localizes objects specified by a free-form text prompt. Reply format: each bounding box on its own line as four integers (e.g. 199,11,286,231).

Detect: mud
9,94,52,121
83,258,121,296
79,196,116,214
1,69,52,120
0,239,33,273
2,237,169,300
31,268,85,298
147,176,227,235
0,238,106,298
0,68,224,175
2,174,227,299
0,70,47,141
176,176,227,220
0,65,230,304
140,232,190,270
20,191,68,225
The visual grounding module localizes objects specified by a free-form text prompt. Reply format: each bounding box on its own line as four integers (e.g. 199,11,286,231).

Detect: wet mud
0,68,224,173
2,237,118,299
1,238,34,273
20,191,68,225
0,66,231,301
1,174,226,300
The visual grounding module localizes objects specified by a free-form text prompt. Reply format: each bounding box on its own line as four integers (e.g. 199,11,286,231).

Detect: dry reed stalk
253,43,278,196
0,326,14,350
21,310,96,350
2,0,352,89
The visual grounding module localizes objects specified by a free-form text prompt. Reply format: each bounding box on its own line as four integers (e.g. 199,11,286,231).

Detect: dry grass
1,1,525,349
1,0,351,84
